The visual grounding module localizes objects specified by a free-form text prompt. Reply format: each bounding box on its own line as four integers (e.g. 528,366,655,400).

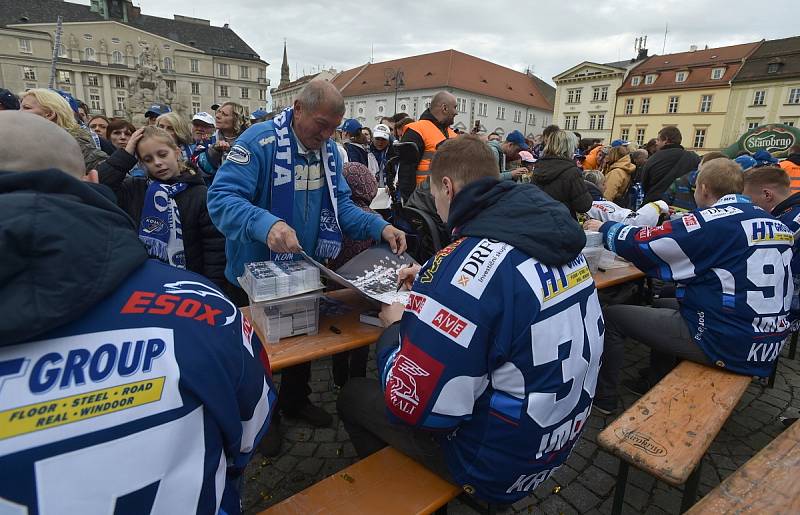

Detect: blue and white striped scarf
138,180,188,268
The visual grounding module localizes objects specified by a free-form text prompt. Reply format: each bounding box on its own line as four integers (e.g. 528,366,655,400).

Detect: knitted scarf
138,180,188,268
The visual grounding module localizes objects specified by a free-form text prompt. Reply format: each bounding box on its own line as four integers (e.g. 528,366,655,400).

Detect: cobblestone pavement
243,340,800,514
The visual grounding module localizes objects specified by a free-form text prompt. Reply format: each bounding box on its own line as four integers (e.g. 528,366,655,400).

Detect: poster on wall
723,123,799,158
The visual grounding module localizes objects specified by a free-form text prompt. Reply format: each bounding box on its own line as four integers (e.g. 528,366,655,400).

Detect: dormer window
644,74,657,85
768,63,779,73
631,76,641,86
675,71,688,83
711,67,725,80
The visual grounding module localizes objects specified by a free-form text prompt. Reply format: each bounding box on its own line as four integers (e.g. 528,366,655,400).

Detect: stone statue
68,33,78,51
99,39,107,55
125,41,133,57
127,37,174,125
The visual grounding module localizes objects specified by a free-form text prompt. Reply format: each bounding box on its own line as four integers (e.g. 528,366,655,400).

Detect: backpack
623,165,645,210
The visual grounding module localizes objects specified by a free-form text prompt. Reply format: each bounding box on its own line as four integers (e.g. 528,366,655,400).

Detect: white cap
373,123,391,140
192,112,214,126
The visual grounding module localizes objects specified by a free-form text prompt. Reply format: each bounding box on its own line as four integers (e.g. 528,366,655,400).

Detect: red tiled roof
619,42,762,94
331,49,554,110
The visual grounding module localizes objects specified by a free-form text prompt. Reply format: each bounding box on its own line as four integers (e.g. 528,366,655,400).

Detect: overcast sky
87,1,797,102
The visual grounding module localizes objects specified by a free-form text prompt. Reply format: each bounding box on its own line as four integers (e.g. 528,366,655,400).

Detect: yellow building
612,42,760,153
723,36,800,146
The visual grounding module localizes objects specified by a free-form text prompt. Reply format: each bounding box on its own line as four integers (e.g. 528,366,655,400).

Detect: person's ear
45,109,56,122
83,169,99,184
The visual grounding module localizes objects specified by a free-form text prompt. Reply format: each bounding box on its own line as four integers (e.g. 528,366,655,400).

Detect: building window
219,85,229,97
711,67,725,80
640,97,650,114
116,95,126,112
192,101,201,115
514,110,521,123
478,102,488,116
528,113,535,125
241,87,249,99
163,57,173,71
589,115,597,130
400,103,407,112
191,82,200,95
87,74,100,87
788,88,800,104
564,115,577,130
592,86,608,102
693,128,706,148
89,93,101,111
56,44,67,58
83,33,93,41
57,70,71,84
85,47,96,61
597,114,605,130
753,90,766,106
457,98,467,113
668,96,679,113
620,128,630,141
631,76,641,86
259,89,266,101
767,63,780,74
191,59,199,73
636,128,646,146
644,74,656,85
747,120,761,130
782,120,795,127
22,67,37,81
111,50,123,64
165,80,176,93
113,76,125,88
567,88,582,103
240,66,249,79
19,38,32,54
700,94,713,113
675,71,688,83
218,63,229,77
624,98,634,115
496,106,505,119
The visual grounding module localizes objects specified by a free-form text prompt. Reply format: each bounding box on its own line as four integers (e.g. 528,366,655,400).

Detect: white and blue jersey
772,194,800,329
600,194,794,376
378,237,604,503
0,260,275,515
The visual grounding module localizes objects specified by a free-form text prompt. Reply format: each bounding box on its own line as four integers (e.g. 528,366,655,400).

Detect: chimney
689,45,698,52
223,23,229,29
637,47,648,61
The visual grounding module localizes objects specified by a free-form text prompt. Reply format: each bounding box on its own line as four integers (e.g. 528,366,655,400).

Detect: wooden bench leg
610,460,630,515
790,332,798,360
767,356,779,388
679,460,702,513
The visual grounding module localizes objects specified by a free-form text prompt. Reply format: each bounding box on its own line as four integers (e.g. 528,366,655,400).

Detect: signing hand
379,302,405,327
511,167,528,179
397,264,421,291
124,127,145,156
267,221,302,254
382,225,407,254
583,219,603,232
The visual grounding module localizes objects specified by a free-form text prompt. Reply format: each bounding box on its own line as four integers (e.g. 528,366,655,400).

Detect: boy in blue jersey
742,166,800,328
585,158,793,413
338,135,604,504
0,112,275,515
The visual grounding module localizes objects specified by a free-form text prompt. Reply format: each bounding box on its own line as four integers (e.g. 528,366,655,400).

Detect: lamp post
384,68,405,115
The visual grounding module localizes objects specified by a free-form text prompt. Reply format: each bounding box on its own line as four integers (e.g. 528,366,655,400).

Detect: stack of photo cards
240,260,322,302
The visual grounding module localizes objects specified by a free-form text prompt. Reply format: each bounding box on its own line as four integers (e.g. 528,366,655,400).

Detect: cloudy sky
89,0,797,100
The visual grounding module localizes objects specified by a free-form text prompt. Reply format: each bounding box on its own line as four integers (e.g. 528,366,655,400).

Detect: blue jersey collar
713,194,751,206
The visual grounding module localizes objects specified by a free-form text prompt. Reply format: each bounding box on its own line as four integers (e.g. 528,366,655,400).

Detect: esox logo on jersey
742,218,794,246
120,281,237,327
0,328,182,456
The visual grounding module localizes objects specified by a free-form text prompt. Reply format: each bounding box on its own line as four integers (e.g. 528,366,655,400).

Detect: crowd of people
1,79,799,513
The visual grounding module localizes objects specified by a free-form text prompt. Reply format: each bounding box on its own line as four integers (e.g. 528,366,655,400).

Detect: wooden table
242,289,382,372
593,263,645,290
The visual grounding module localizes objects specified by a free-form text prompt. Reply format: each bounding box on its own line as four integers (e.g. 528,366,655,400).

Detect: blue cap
752,150,779,166
250,108,268,120
145,103,171,118
341,118,363,135
54,89,79,114
611,139,630,147
0,88,19,110
734,155,757,171
506,130,529,150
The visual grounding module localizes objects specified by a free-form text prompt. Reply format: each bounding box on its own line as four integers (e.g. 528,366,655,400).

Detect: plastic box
249,290,323,344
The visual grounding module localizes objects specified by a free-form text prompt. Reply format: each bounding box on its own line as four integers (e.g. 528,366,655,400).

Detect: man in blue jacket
586,158,793,413
207,80,405,454
338,135,603,504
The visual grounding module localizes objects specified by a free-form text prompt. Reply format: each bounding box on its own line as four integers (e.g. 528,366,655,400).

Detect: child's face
138,138,181,181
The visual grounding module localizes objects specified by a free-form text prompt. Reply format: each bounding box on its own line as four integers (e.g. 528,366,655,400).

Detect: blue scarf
271,108,342,261
138,180,189,268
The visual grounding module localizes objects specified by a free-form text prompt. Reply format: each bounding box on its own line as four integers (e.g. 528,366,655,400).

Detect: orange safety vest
405,119,457,186
779,159,800,192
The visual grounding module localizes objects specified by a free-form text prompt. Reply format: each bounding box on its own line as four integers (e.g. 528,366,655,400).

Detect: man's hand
267,221,302,254
511,167,528,179
382,225,407,254
214,140,231,153
379,302,405,327
583,219,603,232
397,264,422,291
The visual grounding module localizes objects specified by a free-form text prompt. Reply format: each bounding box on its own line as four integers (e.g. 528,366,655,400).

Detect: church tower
279,41,290,87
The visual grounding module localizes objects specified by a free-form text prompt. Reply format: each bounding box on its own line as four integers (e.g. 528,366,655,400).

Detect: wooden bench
686,419,800,514
597,361,751,514
259,446,462,515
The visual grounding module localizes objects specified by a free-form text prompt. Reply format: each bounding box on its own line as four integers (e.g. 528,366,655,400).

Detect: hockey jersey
599,194,793,376
772,193,800,328
588,200,669,227
378,236,604,503
0,260,275,515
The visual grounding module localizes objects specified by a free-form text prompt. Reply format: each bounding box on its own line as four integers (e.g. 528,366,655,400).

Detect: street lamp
384,68,405,115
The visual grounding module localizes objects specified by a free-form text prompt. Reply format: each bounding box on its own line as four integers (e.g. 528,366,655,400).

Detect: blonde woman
19,88,107,172
156,111,194,161
601,145,637,204
195,101,250,178
532,129,592,219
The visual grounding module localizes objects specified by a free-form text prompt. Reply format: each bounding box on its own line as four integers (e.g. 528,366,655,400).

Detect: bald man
0,109,276,514
397,91,459,201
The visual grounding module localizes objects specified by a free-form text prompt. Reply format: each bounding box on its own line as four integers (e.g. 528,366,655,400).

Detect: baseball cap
0,88,19,110
54,89,79,114
192,111,215,126
341,118,363,135
752,149,779,166
250,108,268,121
506,130,529,150
145,103,171,118
611,139,630,147
373,123,391,140
519,150,536,163
734,155,757,171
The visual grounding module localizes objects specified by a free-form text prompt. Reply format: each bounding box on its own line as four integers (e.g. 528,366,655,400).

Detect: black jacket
98,149,226,288
773,191,800,217
532,156,593,218
785,153,800,166
641,144,700,203
0,169,147,345
448,177,586,265
398,109,454,201
344,142,369,166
